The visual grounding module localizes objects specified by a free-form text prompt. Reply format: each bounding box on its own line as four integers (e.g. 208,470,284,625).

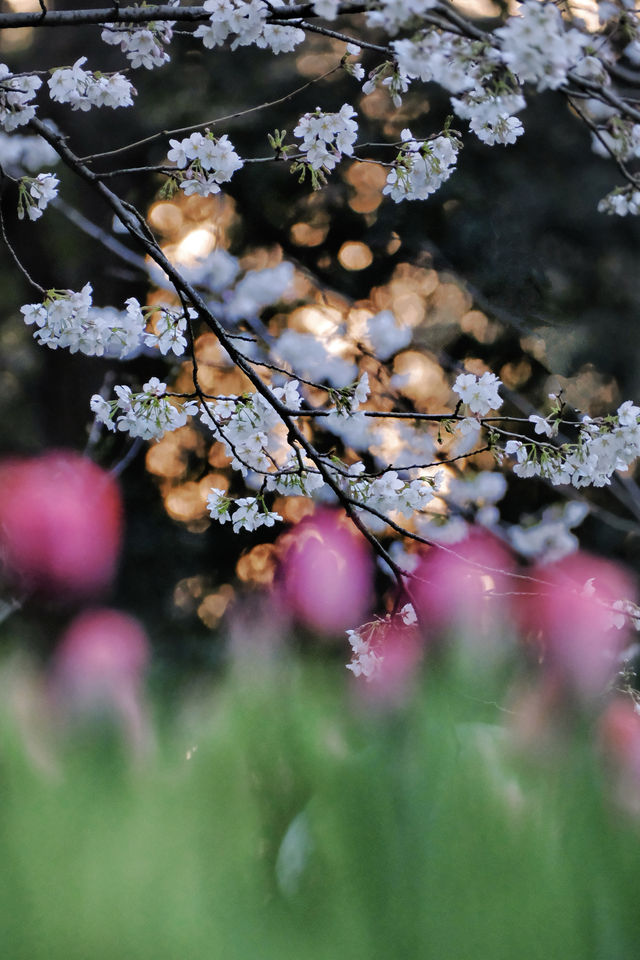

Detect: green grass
0,652,638,960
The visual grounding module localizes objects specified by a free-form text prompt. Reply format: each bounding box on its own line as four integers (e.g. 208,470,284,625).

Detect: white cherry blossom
453,372,503,415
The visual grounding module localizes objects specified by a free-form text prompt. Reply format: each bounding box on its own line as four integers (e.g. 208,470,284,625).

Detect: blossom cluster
167,132,244,197
206,488,283,533
453,371,503,416
598,187,640,217
0,64,40,131
451,91,525,147
293,105,358,172
17,173,59,221
346,604,416,680
90,378,196,441
101,20,175,70
20,286,145,357
393,31,481,91
383,130,460,202
199,381,305,477
390,30,525,146
125,300,192,357
495,0,587,92
365,0,438,35
346,621,385,680
347,463,442,521
505,401,640,488
48,58,135,111
195,0,304,55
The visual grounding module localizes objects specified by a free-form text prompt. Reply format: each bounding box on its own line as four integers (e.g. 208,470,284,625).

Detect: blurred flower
0,452,122,597
277,509,372,634
347,615,422,706
598,697,640,814
412,530,514,638
51,608,151,754
518,552,635,699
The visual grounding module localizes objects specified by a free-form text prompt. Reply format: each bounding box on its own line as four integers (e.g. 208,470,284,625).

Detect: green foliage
0,655,639,959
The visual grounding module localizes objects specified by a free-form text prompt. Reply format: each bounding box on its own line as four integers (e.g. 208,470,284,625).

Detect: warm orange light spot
208,444,231,469
181,194,222,223
174,227,217,265
174,575,210,613
295,52,338,76
236,543,278,585
520,334,547,362
452,0,502,17
0,0,35,51
548,366,620,416
463,357,490,377
195,332,222,366
388,291,424,328
360,87,392,119
197,585,235,628
393,350,451,407
290,221,329,247
338,242,373,271
392,262,439,297
273,496,316,524
428,282,472,324
146,441,186,480
500,359,532,389
0,27,33,52
344,161,387,214
345,162,388,192
355,199,381,219
387,232,401,255
4,0,39,9
147,289,180,310
145,426,202,480
164,482,207,522
200,473,229,496
148,202,184,236
461,310,500,344
290,304,343,338
565,0,600,31
240,245,283,272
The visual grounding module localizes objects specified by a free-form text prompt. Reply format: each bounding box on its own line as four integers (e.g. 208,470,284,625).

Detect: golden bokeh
338,242,374,271
236,543,278,585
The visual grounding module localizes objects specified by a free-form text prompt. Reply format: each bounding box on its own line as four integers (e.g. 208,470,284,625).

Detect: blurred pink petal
53,607,149,693
277,509,373,634
351,619,422,707
599,698,640,813
0,452,122,597
520,552,635,698
51,608,151,754
412,530,514,635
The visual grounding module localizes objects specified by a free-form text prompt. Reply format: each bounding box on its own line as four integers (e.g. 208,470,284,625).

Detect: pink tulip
412,530,514,636
51,608,151,753
519,552,634,699
598,698,640,814
278,509,373,634
354,619,422,707
0,451,122,597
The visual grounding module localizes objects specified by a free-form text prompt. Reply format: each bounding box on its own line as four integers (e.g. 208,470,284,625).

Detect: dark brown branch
0,2,362,29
